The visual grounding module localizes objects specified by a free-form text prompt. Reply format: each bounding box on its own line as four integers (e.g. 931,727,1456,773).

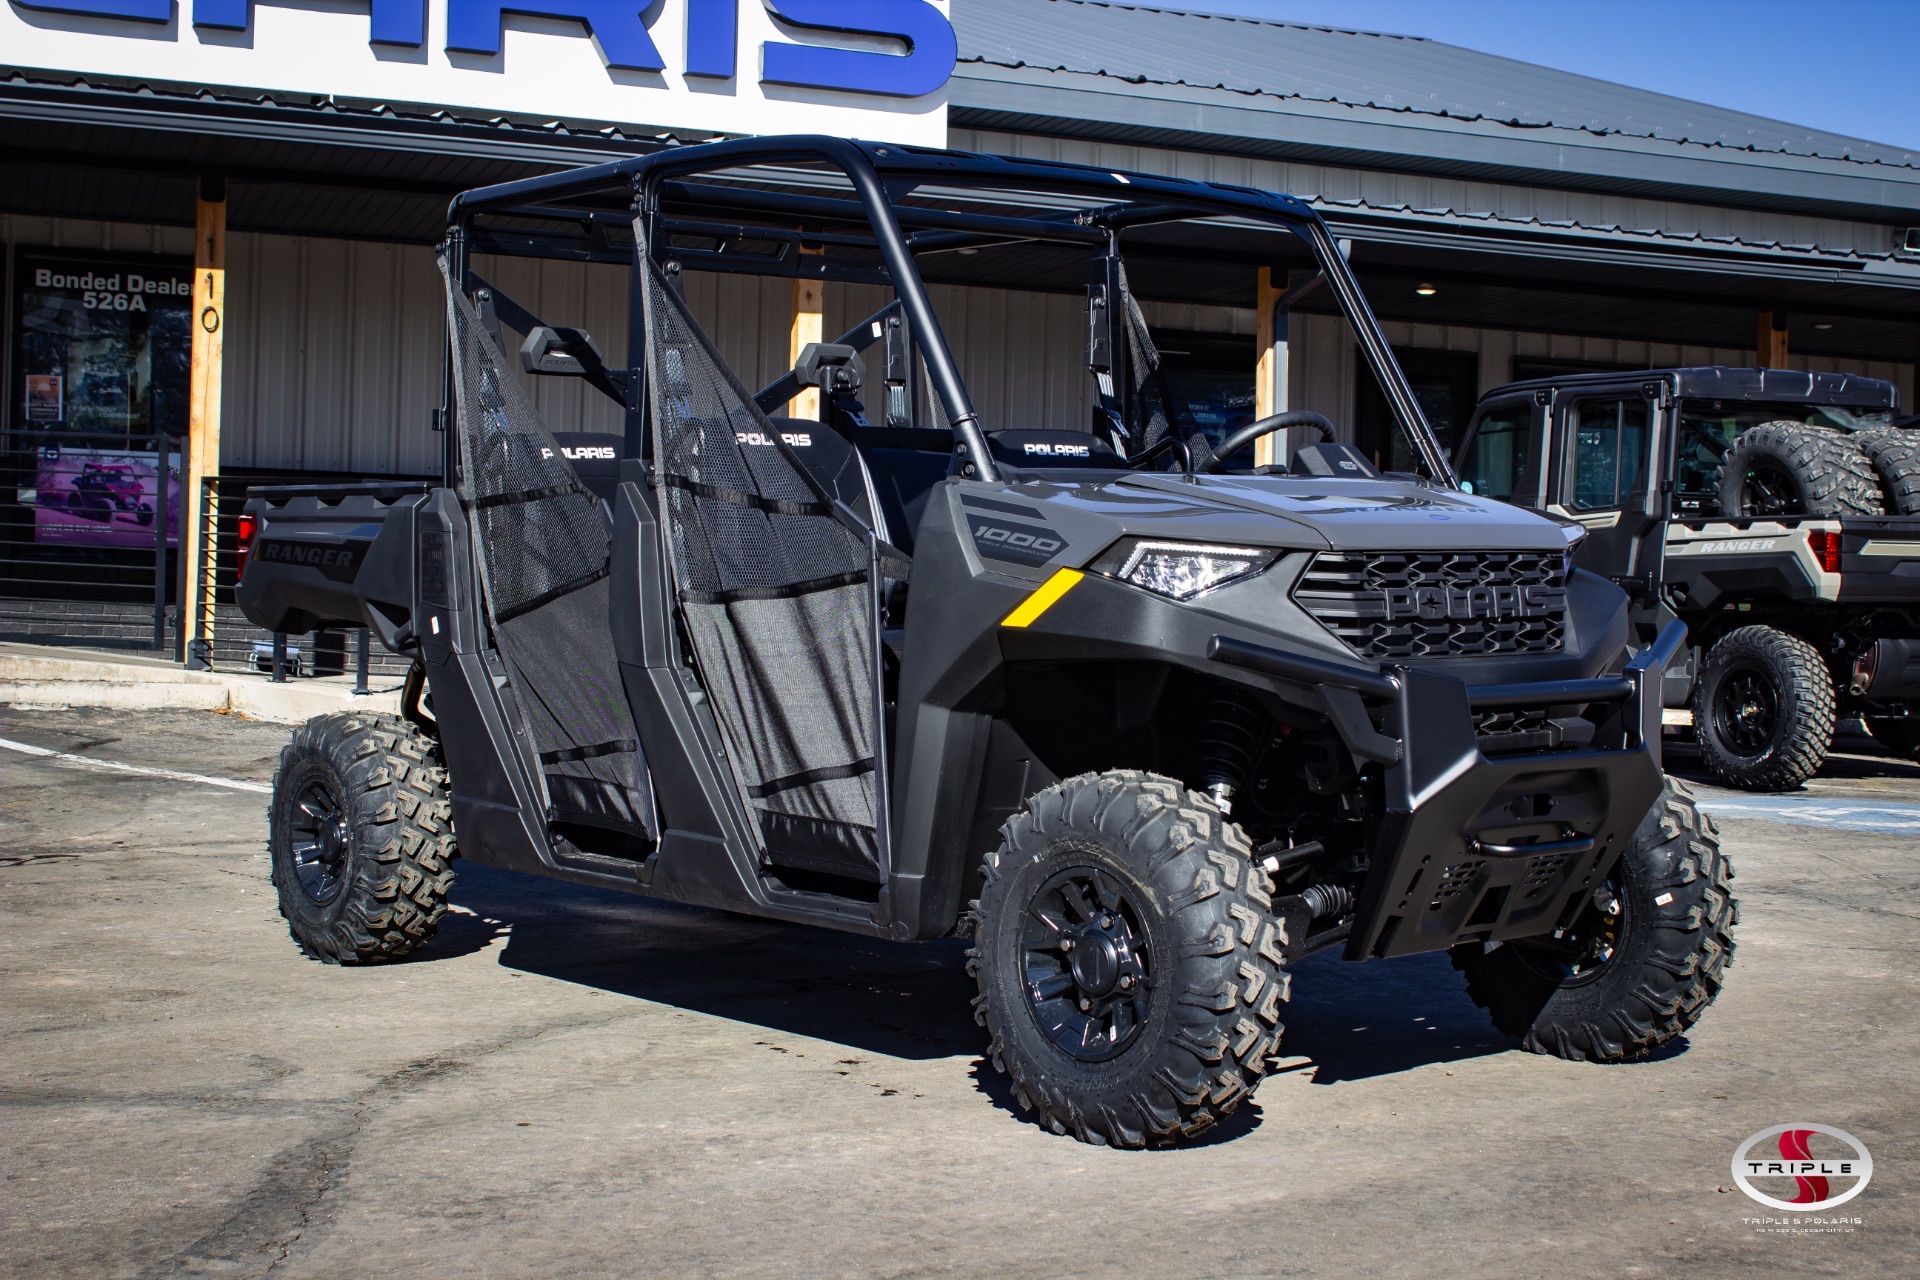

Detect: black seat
766,417,889,544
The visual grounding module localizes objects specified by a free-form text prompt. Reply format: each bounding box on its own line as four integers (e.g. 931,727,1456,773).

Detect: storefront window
12,251,192,445
9,251,191,550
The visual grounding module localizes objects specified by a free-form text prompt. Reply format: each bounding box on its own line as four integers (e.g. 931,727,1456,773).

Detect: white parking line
0,736,270,795
1695,794,1920,833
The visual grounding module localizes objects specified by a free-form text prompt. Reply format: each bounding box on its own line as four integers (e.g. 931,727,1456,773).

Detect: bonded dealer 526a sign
3,0,954,144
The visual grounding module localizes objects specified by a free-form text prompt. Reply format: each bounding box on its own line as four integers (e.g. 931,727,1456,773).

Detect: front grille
1474,707,1550,738
1293,550,1568,660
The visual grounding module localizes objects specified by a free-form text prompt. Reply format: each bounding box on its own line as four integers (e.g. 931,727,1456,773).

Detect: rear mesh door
441,258,655,842
637,246,896,883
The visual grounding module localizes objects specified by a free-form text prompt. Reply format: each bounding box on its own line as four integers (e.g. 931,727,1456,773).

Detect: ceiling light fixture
1813,321,1834,330
1415,282,1437,296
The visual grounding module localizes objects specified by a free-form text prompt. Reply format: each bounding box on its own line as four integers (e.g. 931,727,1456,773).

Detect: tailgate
236,482,431,646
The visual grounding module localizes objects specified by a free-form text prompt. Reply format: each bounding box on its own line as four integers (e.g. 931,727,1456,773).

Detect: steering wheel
1197,410,1336,473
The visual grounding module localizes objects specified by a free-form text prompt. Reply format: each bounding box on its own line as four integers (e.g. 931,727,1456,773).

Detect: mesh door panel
638,246,887,882
442,259,654,840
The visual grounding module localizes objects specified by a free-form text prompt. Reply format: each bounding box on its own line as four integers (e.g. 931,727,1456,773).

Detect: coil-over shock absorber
1199,690,1263,816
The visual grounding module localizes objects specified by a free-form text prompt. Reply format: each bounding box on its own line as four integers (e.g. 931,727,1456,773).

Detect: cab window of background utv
1457,401,1532,502
1568,396,1650,510
1674,402,1744,515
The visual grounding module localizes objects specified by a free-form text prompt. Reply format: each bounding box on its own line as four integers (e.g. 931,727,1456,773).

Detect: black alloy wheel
1736,459,1801,518
287,779,352,905
268,713,456,964
1713,666,1779,757
1022,866,1154,1062
1505,878,1624,989
968,770,1289,1148
1692,625,1835,791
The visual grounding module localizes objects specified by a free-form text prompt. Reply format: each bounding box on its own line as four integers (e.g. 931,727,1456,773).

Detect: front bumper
1210,622,1681,962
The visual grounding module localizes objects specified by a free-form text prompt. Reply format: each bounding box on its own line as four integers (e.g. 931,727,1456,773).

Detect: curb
0,649,401,725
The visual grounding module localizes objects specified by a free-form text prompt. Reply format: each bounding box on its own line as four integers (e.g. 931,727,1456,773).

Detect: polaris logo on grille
1023,442,1090,458
1384,584,1565,622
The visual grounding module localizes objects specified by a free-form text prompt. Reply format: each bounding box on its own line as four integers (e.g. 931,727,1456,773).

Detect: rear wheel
1715,420,1884,517
269,713,455,964
968,771,1288,1148
1692,625,1834,790
1451,778,1735,1061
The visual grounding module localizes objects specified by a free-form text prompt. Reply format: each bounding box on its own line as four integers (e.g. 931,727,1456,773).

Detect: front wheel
968,771,1288,1148
268,713,456,964
1692,625,1834,790
1451,777,1735,1061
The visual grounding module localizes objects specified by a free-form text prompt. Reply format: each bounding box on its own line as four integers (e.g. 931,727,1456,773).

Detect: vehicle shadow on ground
444,864,1522,1092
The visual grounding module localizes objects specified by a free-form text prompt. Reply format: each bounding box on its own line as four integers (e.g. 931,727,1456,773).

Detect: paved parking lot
3,705,1915,1279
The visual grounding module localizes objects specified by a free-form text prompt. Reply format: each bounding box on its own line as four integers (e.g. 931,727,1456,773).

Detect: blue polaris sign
8,0,957,99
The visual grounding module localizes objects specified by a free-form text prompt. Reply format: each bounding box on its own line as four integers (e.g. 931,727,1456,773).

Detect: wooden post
181,177,226,669
789,249,825,419
1757,310,1789,369
1254,266,1286,468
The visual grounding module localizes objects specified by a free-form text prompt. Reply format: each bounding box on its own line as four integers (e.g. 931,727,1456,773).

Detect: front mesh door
638,249,896,883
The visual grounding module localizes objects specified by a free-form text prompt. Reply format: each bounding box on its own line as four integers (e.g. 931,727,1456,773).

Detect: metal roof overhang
0,75,668,242
4,78,1914,363
950,69,1920,224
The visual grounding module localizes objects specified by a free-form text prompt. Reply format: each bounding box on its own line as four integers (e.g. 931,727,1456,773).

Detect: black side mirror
795,342,866,392
520,326,605,376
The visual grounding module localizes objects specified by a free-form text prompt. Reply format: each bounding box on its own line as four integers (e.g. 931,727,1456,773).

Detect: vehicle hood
996,472,1575,554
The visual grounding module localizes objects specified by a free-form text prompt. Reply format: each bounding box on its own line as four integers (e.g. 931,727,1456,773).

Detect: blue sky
1173,1,1918,150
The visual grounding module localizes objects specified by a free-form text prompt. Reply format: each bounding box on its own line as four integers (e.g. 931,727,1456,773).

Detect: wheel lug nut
1078,999,1091,1011
1100,914,1114,929
1119,975,1133,988
1060,938,1073,951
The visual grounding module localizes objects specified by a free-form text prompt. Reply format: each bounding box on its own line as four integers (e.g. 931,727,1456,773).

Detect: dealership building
4,0,1918,661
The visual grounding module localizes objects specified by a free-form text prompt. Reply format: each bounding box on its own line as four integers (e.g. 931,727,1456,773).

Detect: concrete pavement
2,706,1914,1279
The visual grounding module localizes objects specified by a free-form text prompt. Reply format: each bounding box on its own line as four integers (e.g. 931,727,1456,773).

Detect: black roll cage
440,135,1458,489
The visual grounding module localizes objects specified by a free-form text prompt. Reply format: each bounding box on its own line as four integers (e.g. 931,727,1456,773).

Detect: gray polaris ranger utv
237,138,1734,1148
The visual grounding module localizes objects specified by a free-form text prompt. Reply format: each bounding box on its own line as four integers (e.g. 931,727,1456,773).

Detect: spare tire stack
1695,419,1920,789
1861,429,1920,515
1714,420,1885,518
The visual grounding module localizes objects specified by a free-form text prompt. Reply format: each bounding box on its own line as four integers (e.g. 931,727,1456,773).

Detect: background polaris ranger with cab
237,137,1733,1148
1459,367,1920,790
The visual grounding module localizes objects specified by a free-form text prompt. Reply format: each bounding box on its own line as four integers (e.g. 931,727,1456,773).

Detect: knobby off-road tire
1692,625,1835,791
967,771,1288,1148
269,713,455,964
1860,429,1920,515
1451,777,1735,1062
1715,420,1885,518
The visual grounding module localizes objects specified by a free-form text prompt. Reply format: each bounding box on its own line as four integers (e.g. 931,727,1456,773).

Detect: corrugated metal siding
952,128,1904,263
10,214,1907,473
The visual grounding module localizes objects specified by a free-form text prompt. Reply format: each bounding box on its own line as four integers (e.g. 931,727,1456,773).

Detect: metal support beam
181,176,226,670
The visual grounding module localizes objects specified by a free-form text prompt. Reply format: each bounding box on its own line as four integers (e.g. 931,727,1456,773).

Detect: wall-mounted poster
31,445,181,549
11,251,192,444
25,374,63,422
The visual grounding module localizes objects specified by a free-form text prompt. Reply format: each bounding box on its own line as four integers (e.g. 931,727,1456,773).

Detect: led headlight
1090,538,1279,601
